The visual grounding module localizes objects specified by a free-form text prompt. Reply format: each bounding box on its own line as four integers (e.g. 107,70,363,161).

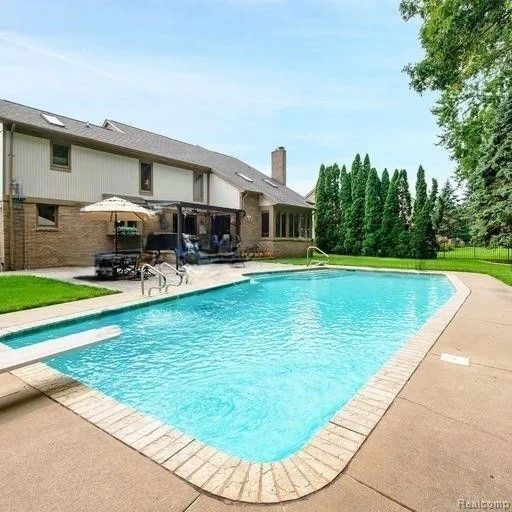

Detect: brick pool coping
0,267,470,503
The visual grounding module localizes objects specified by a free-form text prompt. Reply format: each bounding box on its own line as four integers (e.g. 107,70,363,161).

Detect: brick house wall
4,201,143,270
240,194,312,258
1,197,313,268
260,239,311,258
241,193,262,249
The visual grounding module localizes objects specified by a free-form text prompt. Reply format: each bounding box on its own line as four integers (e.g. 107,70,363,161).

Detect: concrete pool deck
0,264,511,511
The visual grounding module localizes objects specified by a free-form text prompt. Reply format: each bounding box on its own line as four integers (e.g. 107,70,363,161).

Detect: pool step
252,269,350,282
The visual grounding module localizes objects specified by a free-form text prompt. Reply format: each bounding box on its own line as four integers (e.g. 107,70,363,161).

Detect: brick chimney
271,146,286,185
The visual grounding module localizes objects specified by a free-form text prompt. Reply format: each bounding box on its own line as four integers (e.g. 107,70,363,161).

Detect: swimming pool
4,269,454,462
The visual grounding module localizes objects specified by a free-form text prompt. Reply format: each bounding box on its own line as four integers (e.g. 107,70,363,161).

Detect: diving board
0,325,121,374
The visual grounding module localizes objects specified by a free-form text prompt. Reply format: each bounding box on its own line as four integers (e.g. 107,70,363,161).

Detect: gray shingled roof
0,99,311,208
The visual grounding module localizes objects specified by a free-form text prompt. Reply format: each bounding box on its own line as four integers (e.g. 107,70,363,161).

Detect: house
0,99,313,270
305,187,315,205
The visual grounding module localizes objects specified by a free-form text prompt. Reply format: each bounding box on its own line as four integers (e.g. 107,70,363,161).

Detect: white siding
12,133,203,204
209,174,240,209
13,133,138,202
153,162,194,202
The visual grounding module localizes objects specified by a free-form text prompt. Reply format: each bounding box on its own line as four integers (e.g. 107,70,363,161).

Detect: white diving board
0,325,121,374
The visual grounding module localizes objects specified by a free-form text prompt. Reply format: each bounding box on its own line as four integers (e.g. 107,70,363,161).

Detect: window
51,143,70,169
289,213,299,238
193,172,204,202
301,213,311,238
261,211,269,237
275,211,287,238
140,162,153,193
236,172,254,182
263,178,279,188
41,113,65,127
37,204,58,228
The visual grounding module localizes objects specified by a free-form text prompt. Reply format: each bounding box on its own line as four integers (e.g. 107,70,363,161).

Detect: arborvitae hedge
314,155,439,259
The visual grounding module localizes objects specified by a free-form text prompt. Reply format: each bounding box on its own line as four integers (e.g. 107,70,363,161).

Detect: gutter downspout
7,124,15,270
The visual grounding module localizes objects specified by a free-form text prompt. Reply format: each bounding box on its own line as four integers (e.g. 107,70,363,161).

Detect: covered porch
145,200,245,264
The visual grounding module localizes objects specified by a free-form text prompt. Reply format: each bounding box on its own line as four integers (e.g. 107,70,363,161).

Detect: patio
0,266,511,511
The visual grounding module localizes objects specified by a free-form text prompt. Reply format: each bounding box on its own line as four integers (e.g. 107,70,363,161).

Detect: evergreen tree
345,154,367,254
373,167,382,206
380,170,400,257
412,165,427,225
381,168,390,202
362,154,371,178
411,179,438,258
397,170,411,226
434,179,455,237
362,167,382,255
314,164,329,251
335,165,351,253
434,179,471,242
395,169,412,257
469,88,512,246
429,178,438,207
324,163,341,251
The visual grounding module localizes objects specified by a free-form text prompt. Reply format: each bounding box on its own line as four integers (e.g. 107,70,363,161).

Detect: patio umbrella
80,196,156,252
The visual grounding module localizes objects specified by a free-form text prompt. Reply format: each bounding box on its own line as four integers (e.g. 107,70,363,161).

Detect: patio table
94,251,140,279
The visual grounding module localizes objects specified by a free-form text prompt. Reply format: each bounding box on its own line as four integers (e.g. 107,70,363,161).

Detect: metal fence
438,245,512,262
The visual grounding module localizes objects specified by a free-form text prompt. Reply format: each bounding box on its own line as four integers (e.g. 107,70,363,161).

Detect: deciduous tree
400,0,512,181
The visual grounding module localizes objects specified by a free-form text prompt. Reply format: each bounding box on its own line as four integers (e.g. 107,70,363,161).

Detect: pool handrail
140,263,167,296
160,261,189,286
306,246,330,267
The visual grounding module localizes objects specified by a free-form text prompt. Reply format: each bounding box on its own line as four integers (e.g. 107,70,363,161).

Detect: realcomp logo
458,499,511,510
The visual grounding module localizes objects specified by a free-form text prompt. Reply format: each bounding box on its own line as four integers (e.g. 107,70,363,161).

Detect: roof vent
41,113,65,127
103,120,124,133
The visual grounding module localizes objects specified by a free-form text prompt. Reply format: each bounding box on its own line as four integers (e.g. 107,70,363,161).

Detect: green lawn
0,276,116,314
271,254,512,286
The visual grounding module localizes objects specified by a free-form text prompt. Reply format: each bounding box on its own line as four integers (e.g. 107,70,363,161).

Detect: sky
0,0,454,195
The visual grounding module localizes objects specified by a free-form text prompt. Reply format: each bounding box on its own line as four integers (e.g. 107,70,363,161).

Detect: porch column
176,204,183,268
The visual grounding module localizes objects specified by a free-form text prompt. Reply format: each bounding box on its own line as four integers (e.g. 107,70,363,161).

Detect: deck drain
440,353,470,366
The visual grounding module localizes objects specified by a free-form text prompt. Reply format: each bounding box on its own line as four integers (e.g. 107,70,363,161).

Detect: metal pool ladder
306,246,330,267
140,263,189,296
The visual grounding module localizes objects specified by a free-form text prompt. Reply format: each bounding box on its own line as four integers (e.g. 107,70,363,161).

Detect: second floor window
51,143,70,169
193,172,204,202
140,162,153,193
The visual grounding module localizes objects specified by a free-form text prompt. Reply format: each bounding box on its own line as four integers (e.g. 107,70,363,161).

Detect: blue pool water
3,269,453,462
